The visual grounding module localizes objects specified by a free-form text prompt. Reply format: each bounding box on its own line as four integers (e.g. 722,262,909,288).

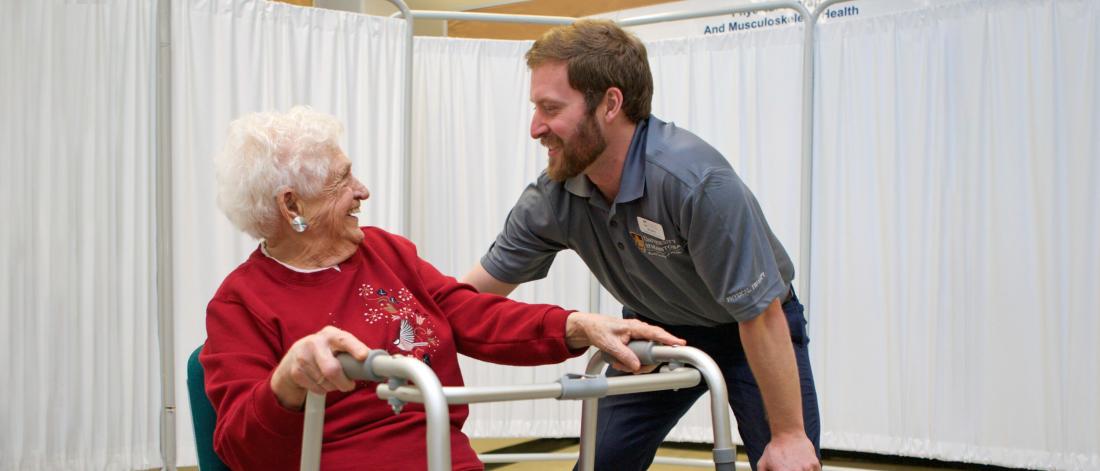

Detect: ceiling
404,0,530,10
306,0,678,38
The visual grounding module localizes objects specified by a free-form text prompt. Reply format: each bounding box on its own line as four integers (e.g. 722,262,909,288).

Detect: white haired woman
201,107,684,471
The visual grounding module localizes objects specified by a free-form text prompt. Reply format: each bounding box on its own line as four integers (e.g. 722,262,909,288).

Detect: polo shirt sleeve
682,168,789,322
480,182,568,284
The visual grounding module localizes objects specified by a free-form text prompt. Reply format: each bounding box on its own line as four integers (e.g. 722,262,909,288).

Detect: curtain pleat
0,1,160,469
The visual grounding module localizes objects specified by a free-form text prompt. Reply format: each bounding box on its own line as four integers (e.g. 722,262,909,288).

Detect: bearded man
462,20,822,471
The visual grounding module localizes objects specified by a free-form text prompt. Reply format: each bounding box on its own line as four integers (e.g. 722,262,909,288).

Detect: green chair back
186,344,232,471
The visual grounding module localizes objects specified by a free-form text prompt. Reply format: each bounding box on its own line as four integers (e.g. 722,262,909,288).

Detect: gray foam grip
337,350,388,382
600,340,658,365
557,373,609,399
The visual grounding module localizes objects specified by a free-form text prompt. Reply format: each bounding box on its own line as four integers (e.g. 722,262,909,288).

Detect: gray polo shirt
481,116,794,325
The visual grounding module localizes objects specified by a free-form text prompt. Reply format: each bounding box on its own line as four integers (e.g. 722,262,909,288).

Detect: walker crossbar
299,341,734,471
375,367,700,404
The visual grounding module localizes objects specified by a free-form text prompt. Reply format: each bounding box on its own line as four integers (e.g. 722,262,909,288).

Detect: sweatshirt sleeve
409,245,584,365
201,295,304,471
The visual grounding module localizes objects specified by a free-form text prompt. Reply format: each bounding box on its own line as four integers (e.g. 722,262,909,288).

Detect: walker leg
577,397,599,471
300,391,326,471
712,446,736,471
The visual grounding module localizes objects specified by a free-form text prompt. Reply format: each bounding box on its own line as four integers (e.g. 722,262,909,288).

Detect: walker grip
336,350,390,382
600,340,659,366
557,373,609,399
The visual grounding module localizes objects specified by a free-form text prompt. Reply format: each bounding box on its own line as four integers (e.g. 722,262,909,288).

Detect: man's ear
603,87,625,122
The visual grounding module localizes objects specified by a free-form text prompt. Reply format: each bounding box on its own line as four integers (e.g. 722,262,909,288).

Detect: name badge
636,217,666,240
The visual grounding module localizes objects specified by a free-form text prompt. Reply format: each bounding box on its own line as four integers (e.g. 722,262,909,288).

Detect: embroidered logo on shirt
725,272,767,303
630,232,684,258
358,283,440,363
359,284,416,323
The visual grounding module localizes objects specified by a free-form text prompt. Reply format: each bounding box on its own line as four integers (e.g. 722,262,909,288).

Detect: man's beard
544,113,607,182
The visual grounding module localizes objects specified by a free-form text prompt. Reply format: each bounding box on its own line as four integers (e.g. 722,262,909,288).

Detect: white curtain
6,0,1096,468
809,0,1099,469
0,1,160,470
410,37,597,437
169,0,407,464
410,26,806,442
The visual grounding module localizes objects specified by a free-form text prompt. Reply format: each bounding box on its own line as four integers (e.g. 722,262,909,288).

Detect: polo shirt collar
563,116,651,203
615,116,649,204
564,173,593,197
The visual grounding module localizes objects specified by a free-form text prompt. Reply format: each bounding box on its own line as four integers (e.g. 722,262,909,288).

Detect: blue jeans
579,292,821,471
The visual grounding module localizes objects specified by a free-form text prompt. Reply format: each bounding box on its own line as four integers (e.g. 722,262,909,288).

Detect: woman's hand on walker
270,326,371,410
564,313,686,373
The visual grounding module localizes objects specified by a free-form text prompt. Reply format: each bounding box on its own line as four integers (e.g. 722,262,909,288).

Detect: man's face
529,62,607,181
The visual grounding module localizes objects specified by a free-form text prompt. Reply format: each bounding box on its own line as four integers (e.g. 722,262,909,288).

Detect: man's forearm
739,298,806,437
460,262,519,296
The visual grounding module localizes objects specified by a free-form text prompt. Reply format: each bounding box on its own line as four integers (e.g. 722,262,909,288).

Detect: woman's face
301,149,370,247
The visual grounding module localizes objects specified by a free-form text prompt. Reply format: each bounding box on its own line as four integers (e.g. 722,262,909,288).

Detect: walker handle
600,340,659,366
336,350,390,382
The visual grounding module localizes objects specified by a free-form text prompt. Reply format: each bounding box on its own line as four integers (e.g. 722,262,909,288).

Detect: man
462,20,821,471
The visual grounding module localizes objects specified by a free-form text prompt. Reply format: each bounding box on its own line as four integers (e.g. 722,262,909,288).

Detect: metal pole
578,355,605,471
375,368,701,404
616,1,806,27
796,0,815,310
588,273,602,318
299,392,327,471
155,0,176,469
390,10,575,25
385,0,413,236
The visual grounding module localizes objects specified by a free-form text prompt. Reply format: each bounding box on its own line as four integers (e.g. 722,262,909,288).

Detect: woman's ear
276,189,301,222
277,189,312,233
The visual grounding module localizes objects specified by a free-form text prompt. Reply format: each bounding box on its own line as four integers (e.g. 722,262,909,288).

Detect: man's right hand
757,433,820,471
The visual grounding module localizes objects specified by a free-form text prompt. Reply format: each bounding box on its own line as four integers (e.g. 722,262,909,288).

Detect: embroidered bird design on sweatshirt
393,318,428,351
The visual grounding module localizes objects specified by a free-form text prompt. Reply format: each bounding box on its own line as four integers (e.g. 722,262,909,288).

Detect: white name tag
637,217,666,240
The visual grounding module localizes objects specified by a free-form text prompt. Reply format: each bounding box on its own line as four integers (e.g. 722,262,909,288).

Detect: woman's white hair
215,106,344,239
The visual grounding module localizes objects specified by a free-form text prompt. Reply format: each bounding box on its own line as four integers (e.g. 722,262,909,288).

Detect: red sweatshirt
201,227,581,471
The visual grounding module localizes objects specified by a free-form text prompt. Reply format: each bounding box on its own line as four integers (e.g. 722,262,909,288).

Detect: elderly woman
201,107,684,471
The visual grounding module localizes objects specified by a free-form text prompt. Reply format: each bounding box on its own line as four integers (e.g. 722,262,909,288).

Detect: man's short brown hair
526,19,653,122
